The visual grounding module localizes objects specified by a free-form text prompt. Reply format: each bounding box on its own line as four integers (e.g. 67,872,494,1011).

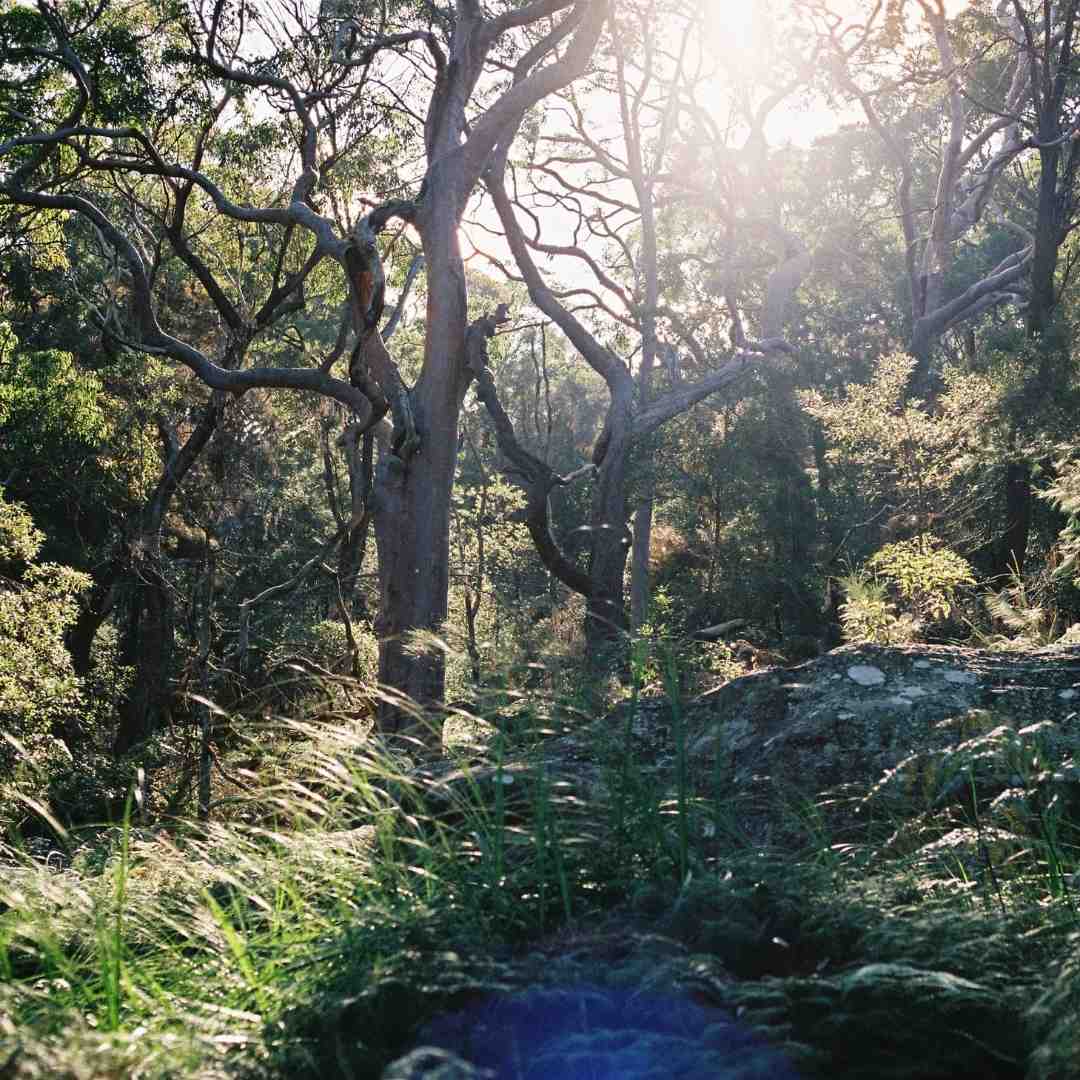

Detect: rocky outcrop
364,643,1080,1080
416,643,1080,853
680,642,1080,848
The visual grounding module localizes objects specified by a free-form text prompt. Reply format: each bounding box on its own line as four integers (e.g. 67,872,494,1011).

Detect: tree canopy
3,0,1080,797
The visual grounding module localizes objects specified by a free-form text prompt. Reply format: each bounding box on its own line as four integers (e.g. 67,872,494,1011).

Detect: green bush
0,491,89,812
0,490,137,830
841,536,975,644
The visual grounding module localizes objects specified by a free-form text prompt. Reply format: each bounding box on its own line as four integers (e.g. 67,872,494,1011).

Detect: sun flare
698,0,972,146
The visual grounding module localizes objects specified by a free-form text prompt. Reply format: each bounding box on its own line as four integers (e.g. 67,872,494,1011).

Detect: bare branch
462,0,605,194
380,253,425,341
466,306,593,596
489,0,578,35
486,145,631,393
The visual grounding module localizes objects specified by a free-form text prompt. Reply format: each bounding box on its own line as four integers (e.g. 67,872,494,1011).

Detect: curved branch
381,253,425,341
2,183,377,417
486,146,630,393
634,356,752,440
466,307,593,596
334,27,446,79
462,0,605,193
914,246,1032,344
488,0,578,35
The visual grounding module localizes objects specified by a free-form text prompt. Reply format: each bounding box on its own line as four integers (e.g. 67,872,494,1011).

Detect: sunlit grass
1,650,1079,1078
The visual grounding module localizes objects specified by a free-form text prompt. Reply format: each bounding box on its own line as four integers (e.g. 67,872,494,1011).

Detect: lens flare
399,984,801,1078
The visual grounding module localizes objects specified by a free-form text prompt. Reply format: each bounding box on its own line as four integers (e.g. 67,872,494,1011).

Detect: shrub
841,536,975,644
0,489,93,828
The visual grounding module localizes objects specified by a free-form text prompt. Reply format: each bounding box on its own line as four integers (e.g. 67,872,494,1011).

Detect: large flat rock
681,643,1080,845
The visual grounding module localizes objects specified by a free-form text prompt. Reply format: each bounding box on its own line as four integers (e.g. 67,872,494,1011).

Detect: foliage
981,575,1071,648
0,490,89,820
303,618,380,680
6,0,1080,1074
868,538,977,623
0,489,39,567
1,665,1079,1079
838,571,922,646
1043,452,1080,585
800,352,1002,531
840,537,975,644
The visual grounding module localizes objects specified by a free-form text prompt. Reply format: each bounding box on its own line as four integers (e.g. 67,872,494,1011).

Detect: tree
469,0,815,654
1007,0,1080,337
810,0,1035,367
0,0,607,731
810,0,1080,574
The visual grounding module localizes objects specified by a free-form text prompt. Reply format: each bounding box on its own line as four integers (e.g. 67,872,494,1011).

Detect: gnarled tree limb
466,306,594,597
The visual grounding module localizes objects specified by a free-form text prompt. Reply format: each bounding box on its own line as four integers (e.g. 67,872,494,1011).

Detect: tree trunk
1027,138,1063,338
585,404,633,657
67,571,121,676
114,538,174,754
996,461,1033,577
113,398,224,753
373,201,467,729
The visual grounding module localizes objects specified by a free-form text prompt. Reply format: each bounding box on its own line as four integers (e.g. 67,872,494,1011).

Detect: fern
983,577,1061,647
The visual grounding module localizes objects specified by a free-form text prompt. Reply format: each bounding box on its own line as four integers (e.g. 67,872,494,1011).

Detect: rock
383,1048,493,1079
683,642,1080,846
847,664,887,686
415,642,1080,859
943,669,978,684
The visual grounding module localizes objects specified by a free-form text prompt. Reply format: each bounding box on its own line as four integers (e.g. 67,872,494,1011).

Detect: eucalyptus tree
0,0,607,730
466,0,816,652
0,1,378,748
1003,0,1080,337
810,0,1080,574
808,0,1037,367
992,0,1080,575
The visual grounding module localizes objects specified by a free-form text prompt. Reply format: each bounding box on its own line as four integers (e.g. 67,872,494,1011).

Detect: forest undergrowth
2,646,1080,1080
9,0,1080,1074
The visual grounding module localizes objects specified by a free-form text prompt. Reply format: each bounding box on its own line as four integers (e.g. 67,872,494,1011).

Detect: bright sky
702,0,972,146
467,0,982,297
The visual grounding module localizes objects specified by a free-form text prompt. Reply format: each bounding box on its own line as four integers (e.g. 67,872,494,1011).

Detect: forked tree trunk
115,538,174,754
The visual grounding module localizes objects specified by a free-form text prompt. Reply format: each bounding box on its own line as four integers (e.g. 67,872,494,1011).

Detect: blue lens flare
410,984,801,1078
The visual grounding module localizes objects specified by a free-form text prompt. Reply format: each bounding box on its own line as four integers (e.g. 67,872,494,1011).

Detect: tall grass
2,652,1080,1079
0,676,671,1075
